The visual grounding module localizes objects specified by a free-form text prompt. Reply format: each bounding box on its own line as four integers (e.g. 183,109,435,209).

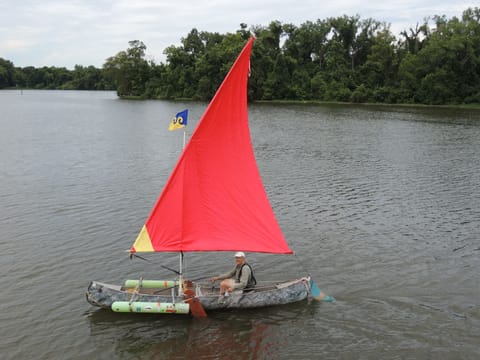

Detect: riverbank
133,94,480,111
3,88,479,110
254,99,480,110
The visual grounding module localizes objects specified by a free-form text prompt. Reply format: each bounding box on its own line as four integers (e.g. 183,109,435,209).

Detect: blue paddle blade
322,295,335,302
310,278,322,298
309,278,335,302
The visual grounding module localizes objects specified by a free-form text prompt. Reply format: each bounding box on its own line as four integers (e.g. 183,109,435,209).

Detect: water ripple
1,93,480,359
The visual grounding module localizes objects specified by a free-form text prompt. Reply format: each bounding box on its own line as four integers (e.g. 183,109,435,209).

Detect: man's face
235,256,245,265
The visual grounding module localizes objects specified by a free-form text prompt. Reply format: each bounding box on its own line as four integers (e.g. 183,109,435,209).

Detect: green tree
398,22,429,55
398,8,480,104
358,28,398,102
198,32,245,100
65,65,103,90
103,40,150,97
251,21,290,99
281,19,332,99
0,58,15,88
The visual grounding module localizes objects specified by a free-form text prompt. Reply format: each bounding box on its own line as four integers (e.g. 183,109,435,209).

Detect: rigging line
130,253,150,262
276,221,310,276
283,235,313,276
161,265,181,275
130,253,181,275
281,230,319,277
293,252,313,277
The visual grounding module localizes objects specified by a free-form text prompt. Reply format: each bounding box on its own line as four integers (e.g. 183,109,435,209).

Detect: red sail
131,38,293,254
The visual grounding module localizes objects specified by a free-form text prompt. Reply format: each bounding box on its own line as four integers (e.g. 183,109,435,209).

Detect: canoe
86,277,311,312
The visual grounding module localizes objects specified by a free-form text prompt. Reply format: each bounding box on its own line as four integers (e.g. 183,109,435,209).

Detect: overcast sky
0,0,477,69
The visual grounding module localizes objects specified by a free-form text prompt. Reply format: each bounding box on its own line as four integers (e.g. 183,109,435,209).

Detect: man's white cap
234,251,245,258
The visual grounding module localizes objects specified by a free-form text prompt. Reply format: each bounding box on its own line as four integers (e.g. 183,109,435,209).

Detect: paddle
309,278,335,302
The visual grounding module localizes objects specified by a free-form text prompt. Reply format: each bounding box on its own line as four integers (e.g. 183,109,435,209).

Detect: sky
0,0,477,69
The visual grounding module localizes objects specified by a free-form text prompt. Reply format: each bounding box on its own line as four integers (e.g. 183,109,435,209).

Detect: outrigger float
86,38,333,317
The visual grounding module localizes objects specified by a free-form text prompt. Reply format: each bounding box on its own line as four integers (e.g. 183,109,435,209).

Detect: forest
1,7,479,105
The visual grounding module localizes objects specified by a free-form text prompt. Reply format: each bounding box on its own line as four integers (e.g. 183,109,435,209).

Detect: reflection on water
1,91,479,359
86,302,317,359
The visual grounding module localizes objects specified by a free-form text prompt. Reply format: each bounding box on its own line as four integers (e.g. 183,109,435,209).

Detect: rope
130,253,181,275
293,252,312,277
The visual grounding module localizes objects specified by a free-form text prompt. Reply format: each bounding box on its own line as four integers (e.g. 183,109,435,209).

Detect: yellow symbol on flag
169,109,188,131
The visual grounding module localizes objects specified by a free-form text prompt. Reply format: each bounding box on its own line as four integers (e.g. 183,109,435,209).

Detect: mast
179,251,184,296
178,129,187,296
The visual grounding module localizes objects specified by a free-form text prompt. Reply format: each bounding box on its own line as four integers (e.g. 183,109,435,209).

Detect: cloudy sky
0,0,477,69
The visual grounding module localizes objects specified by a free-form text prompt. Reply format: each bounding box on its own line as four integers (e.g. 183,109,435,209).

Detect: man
211,252,256,295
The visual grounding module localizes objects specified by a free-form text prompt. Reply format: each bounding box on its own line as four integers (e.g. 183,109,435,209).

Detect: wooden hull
86,278,311,313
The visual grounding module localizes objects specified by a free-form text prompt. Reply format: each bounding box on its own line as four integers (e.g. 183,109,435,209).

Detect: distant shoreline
120,95,480,110
3,88,479,110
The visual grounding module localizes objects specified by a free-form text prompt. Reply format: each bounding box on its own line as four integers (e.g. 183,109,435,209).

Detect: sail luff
131,37,293,254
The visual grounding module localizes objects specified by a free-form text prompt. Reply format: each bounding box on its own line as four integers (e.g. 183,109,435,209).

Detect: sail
131,38,293,254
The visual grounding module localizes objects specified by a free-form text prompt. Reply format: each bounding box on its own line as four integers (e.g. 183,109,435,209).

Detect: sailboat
86,38,333,316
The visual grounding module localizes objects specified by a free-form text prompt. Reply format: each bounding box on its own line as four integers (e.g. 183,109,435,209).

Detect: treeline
1,7,480,105
0,60,114,90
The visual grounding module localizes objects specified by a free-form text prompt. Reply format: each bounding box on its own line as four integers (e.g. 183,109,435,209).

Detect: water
1,90,479,359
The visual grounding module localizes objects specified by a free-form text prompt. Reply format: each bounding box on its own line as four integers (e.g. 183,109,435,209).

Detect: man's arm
214,267,236,281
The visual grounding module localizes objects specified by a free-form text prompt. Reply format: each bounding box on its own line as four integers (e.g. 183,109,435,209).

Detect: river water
0,90,479,359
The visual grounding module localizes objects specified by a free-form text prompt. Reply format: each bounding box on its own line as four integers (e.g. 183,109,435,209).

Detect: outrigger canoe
86,277,321,315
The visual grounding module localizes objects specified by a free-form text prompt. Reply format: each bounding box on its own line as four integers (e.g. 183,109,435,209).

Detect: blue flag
169,109,188,131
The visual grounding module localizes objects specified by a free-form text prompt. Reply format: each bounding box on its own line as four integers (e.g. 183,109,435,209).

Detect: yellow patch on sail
132,225,154,252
